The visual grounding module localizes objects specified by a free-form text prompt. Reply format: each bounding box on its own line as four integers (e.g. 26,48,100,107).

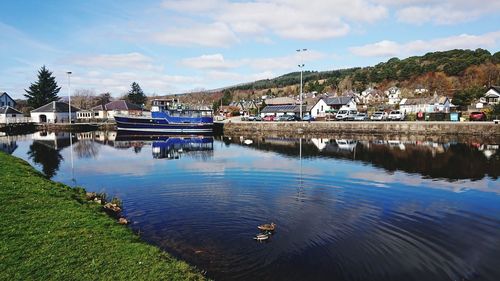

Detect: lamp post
296,49,307,120
67,71,72,123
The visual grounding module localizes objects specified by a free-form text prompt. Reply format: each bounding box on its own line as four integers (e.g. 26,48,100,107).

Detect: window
321,105,324,111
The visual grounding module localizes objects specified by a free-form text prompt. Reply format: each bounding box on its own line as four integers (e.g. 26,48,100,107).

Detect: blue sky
1,0,499,99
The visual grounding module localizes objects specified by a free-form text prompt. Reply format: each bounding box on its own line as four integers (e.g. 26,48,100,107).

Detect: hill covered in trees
176,49,500,108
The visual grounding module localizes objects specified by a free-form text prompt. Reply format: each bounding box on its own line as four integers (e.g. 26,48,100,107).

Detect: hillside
167,49,500,107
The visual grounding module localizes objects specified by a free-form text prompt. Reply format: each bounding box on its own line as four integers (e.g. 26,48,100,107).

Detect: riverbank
219,120,500,138
0,152,206,281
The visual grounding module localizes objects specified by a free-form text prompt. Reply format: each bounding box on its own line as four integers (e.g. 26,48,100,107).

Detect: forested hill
226,49,500,96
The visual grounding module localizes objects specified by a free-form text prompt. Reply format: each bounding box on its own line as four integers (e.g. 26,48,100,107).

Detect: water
3,131,500,281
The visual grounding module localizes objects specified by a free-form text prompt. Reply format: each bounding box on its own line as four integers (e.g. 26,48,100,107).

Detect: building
309,98,328,118
399,95,451,114
484,86,500,105
0,92,16,108
30,101,79,123
385,87,401,105
260,105,306,117
90,100,144,120
0,106,23,123
324,96,357,111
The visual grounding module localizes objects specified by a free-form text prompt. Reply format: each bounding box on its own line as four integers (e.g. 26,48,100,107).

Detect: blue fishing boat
115,99,213,134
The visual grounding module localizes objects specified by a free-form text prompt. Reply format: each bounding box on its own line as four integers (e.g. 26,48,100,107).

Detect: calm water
3,131,500,281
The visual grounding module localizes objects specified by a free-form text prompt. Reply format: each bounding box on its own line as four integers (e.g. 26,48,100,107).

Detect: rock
103,202,121,213
86,192,97,200
94,199,102,205
118,218,128,225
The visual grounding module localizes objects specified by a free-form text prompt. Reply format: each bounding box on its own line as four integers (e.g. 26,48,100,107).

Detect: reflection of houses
32,131,75,150
399,95,451,113
91,100,143,120
31,101,79,123
311,138,329,151
0,135,18,154
0,92,16,107
0,106,23,123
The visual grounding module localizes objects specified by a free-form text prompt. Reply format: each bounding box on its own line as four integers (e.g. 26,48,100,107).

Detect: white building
30,101,79,123
399,96,451,114
0,106,22,123
484,86,500,105
91,100,143,120
309,98,328,118
385,87,401,105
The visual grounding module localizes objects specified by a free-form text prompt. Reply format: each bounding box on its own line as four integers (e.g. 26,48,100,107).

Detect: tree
94,92,112,107
72,89,95,109
24,65,61,108
126,82,147,106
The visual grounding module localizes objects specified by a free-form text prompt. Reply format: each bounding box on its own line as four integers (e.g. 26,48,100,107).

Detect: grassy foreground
0,152,207,281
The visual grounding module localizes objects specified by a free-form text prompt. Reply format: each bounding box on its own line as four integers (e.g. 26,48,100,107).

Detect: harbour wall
219,121,500,140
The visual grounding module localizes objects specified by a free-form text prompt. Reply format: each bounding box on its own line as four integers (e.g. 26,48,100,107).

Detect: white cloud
350,31,500,57
180,54,241,70
71,52,162,71
152,22,238,47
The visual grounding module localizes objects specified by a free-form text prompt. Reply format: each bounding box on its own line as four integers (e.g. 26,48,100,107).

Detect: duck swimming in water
257,222,276,231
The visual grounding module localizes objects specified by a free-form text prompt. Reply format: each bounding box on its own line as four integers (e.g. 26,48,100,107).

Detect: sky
1,0,500,99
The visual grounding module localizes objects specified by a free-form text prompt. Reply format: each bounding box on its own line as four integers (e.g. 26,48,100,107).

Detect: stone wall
221,121,500,137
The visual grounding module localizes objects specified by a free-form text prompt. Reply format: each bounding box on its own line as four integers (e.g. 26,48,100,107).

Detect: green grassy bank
0,152,207,281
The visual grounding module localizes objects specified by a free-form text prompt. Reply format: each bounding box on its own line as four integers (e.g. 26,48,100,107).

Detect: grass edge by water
0,151,208,281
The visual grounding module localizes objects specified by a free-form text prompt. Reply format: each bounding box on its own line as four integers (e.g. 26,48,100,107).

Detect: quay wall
220,121,500,137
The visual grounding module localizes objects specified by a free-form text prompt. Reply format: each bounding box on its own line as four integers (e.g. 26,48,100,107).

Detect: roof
487,86,500,95
261,105,306,114
324,96,353,106
264,97,296,105
400,96,449,106
104,100,143,111
31,101,80,113
0,106,22,115
91,105,104,111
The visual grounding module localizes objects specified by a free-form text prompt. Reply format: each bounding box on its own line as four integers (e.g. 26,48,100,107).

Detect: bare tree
72,89,96,109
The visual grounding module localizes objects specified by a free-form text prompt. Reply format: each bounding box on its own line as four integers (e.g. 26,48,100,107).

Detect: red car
262,115,275,121
469,111,486,121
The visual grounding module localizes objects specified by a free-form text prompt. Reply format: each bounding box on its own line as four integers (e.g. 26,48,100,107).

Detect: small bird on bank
257,222,276,231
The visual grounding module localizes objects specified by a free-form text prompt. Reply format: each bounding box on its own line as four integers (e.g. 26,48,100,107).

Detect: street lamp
67,71,72,123
296,49,307,119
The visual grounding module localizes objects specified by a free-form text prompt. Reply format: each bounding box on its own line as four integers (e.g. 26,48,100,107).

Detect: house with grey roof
0,106,23,123
484,86,500,105
87,100,144,120
399,95,451,114
260,105,306,118
309,96,357,118
31,101,79,123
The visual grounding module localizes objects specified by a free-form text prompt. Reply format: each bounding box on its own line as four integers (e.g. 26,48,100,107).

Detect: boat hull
115,115,213,134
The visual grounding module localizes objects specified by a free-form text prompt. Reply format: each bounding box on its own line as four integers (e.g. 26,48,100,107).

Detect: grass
0,152,207,281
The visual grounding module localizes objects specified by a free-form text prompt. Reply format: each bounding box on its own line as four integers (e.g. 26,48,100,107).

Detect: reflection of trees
27,141,63,179
226,137,500,181
73,140,99,159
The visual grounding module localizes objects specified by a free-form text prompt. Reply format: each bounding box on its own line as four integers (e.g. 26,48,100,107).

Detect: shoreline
0,152,207,281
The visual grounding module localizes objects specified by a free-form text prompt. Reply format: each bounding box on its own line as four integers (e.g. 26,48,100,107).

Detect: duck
253,233,270,241
257,222,276,231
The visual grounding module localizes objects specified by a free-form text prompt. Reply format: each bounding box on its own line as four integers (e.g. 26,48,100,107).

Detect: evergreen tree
24,66,61,108
127,82,147,106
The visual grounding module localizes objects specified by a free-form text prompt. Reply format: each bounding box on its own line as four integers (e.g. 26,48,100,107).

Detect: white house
414,85,428,95
0,92,16,108
310,98,328,118
0,106,22,123
484,86,500,105
399,95,451,114
385,87,401,105
324,96,357,110
90,100,143,120
30,101,79,123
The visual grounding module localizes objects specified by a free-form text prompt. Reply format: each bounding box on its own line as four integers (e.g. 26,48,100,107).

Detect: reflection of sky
10,135,500,281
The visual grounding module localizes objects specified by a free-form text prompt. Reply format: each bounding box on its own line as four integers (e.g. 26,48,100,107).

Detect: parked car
277,114,300,121
302,114,315,121
262,115,276,121
247,115,257,121
469,111,487,121
388,110,405,121
336,109,357,121
353,113,369,121
254,115,262,121
371,111,388,121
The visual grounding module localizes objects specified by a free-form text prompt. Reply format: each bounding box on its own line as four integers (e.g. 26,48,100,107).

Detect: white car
371,111,388,121
388,110,405,121
336,109,357,121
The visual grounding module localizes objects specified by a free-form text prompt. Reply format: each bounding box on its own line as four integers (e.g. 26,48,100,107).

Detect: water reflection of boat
152,137,213,160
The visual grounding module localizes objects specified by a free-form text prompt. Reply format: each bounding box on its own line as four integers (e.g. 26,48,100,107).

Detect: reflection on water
7,131,500,281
